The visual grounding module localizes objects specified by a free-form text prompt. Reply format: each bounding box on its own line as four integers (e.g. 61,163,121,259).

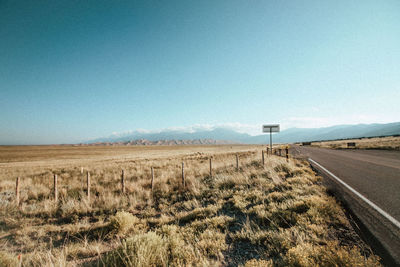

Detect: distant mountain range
85,122,400,145
86,139,235,146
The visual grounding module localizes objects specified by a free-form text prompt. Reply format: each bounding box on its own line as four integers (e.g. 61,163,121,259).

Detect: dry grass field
310,136,400,150
0,145,380,266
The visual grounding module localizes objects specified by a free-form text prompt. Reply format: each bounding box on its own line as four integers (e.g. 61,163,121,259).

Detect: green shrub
197,229,227,258
109,211,141,236
286,241,381,267
0,251,19,267
157,225,207,266
104,232,168,267
244,259,273,267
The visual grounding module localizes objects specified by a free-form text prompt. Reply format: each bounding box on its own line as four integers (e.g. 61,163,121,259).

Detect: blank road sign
263,124,280,133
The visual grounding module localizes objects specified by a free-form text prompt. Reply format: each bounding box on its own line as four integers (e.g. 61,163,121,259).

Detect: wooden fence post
286,147,289,162
121,169,126,194
262,150,265,165
87,171,91,202
16,177,20,206
209,157,212,177
236,154,239,171
81,168,84,189
182,162,185,188
54,174,58,202
151,167,154,191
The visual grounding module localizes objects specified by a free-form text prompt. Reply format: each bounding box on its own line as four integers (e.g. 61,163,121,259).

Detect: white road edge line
308,158,400,230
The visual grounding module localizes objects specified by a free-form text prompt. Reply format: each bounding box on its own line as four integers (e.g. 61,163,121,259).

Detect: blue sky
1,0,399,144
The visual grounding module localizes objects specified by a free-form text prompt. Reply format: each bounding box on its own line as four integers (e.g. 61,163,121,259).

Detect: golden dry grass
0,145,261,164
0,145,380,266
310,136,400,150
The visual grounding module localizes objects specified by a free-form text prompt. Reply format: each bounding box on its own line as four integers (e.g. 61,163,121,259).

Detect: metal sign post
270,128,272,153
262,124,280,153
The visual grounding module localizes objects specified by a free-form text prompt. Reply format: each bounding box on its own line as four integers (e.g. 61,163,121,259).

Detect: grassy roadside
308,136,400,150
0,150,380,266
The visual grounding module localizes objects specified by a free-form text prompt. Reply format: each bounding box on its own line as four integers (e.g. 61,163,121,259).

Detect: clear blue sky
1,0,399,144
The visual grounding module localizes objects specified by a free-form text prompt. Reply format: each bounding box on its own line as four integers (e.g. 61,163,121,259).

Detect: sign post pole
263,124,280,154
270,128,272,154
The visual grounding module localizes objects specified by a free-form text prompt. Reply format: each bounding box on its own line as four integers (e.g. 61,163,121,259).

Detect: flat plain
0,145,380,266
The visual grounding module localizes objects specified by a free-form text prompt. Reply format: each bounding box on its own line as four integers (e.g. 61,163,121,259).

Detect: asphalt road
291,146,400,265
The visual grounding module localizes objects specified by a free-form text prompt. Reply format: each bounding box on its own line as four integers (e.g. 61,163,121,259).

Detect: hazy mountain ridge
88,128,252,144
84,139,237,146
86,122,400,145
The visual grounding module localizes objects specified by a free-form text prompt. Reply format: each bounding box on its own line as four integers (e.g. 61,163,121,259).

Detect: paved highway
291,146,400,265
